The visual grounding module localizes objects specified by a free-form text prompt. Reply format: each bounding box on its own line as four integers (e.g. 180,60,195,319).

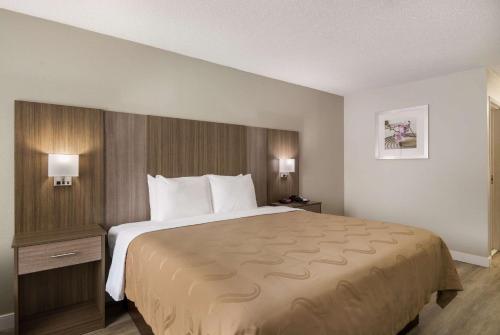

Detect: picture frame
375,105,428,159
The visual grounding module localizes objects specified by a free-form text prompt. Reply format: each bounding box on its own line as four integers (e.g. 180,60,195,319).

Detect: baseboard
450,250,490,267
0,312,14,331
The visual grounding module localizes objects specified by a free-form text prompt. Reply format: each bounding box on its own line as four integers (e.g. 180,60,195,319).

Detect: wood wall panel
196,121,218,176
105,112,148,228
267,129,300,203
247,127,268,206
148,117,199,177
147,116,247,177
15,101,104,233
216,124,247,176
15,102,299,230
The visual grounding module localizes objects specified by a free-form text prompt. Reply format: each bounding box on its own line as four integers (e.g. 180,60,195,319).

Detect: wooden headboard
15,101,299,231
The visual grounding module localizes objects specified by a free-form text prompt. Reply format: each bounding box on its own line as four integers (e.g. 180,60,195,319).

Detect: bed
106,206,462,335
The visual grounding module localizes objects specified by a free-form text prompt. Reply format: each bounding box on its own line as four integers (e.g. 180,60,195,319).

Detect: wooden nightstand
12,225,106,335
271,201,322,213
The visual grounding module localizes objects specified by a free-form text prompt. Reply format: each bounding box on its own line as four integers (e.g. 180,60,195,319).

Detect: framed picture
375,105,428,159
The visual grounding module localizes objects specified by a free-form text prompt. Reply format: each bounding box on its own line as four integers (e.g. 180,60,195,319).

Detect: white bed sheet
106,206,300,301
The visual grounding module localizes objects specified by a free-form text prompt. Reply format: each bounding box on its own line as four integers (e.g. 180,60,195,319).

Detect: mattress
108,208,462,335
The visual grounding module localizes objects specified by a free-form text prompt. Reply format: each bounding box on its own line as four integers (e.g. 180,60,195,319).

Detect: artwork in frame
375,105,428,159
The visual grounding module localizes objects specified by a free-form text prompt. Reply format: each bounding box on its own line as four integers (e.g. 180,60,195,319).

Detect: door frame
488,96,500,253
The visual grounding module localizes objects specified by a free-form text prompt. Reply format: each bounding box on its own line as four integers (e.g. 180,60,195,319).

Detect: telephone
279,195,310,204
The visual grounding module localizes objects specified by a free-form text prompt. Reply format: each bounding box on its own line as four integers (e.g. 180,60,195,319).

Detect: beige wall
0,10,343,314
344,68,490,258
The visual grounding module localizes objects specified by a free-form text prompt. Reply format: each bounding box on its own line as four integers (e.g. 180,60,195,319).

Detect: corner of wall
488,69,500,103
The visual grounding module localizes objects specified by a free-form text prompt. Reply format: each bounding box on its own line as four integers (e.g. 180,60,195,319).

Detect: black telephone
279,195,309,204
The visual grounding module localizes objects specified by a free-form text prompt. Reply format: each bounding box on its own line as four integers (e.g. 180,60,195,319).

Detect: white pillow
207,174,257,213
156,175,213,220
147,175,160,221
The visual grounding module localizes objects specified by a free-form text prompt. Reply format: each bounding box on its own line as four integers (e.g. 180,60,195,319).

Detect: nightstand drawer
18,236,101,275
303,203,321,213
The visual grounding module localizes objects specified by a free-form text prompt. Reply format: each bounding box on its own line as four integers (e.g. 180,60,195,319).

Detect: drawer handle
50,251,78,258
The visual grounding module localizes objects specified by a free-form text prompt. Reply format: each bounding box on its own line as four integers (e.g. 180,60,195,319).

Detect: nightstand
271,201,322,213
12,225,106,335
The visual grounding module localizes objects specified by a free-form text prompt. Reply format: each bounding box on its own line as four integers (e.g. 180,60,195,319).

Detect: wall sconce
279,158,295,178
48,154,79,186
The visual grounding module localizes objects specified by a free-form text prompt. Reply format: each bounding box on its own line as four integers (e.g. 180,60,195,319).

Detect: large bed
107,206,462,335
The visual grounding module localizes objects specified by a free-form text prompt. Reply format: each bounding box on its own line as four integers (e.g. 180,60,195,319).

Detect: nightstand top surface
271,200,321,208
12,224,106,248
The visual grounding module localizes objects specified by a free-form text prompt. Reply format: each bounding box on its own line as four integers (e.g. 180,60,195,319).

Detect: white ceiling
1,0,500,95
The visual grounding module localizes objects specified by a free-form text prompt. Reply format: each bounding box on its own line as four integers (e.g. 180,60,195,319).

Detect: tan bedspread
125,211,462,335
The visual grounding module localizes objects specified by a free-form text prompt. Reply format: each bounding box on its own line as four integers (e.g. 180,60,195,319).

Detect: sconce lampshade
279,158,295,174
48,154,79,177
